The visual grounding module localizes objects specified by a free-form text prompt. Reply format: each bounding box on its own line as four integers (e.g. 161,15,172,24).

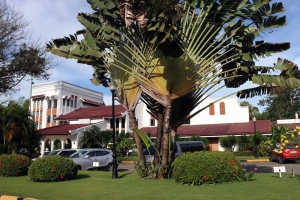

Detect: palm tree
46,0,300,169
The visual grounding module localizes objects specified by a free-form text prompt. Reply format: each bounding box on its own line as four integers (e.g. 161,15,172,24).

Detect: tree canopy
259,88,300,121
46,0,300,172
0,1,56,96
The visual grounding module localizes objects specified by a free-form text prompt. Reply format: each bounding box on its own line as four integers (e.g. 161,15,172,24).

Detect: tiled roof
140,120,272,137
80,98,104,106
275,123,300,130
55,105,126,120
31,94,45,99
40,124,91,135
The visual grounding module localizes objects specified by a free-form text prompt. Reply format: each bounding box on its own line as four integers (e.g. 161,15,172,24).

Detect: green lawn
118,156,269,162
0,171,299,200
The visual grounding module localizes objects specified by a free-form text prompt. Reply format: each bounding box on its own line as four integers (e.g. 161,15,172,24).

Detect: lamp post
109,80,118,179
253,117,258,158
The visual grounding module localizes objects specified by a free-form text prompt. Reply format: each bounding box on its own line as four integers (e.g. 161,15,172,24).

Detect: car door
79,150,99,170
94,150,111,167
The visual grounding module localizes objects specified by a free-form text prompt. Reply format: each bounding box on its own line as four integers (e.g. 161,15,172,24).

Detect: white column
61,140,65,149
118,117,121,132
51,140,54,151
40,141,45,155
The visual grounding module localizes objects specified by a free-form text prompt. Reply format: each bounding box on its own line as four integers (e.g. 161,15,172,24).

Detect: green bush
220,136,238,151
0,154,31,177
171,151,254,185
28,155,78,182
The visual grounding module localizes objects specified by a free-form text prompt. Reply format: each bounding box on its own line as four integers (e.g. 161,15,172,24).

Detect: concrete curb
120,161,135,164
0,195,37,200
240,159,270,162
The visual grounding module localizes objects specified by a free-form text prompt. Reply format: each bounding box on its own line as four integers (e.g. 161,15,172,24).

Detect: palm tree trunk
128,109,146,165
162,101,172,166
168,128,176,164
154,104,164,165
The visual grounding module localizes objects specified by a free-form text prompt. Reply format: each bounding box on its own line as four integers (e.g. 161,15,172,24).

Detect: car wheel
106,163,113,172
278,156,284,164
77,165,82,170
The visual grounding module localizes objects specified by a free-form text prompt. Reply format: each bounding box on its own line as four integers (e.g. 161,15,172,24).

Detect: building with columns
30,80,104,129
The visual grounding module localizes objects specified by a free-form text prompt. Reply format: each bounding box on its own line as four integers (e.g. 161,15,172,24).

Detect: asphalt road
118,161,300,175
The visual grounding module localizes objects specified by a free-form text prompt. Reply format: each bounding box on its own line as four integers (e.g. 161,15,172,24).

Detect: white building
30,80,104,129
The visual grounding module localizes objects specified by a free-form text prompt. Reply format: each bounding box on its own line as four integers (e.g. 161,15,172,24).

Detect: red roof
40,124,91,135
140,120,272,137
81,98,104,106
55,105,126,120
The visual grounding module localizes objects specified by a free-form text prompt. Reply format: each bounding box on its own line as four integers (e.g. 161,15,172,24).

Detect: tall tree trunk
162,100,171,166
154,104,164,165
168,128,177,164
128,109,146,165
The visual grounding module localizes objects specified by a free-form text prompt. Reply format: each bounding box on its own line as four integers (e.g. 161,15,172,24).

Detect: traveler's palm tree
46,0,300,167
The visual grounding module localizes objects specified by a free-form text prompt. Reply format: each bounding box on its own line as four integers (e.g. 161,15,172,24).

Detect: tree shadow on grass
75,174,90,179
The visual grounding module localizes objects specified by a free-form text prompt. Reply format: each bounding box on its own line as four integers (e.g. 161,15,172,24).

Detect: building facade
30,81,104,129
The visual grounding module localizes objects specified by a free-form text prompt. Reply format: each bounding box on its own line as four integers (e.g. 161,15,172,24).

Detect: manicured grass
0,171,299,200
118,156,139,162
236,156,269,160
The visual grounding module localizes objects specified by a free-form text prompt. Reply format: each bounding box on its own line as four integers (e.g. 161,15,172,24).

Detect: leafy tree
258,88,300,121
239,101,260,120
79,126,112,148
237,135,251,151
1,97,41,155
220,135,238,152
0,1,56,95
47,0,300,172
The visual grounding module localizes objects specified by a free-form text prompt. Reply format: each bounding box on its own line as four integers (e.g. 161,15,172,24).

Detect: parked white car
69,148,116,171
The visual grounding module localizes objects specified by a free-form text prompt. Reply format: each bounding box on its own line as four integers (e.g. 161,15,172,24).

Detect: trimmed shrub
0,154,31,177
28,155,78,182
172,151,254,185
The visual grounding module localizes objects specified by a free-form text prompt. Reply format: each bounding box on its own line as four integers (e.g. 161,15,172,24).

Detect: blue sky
8,0,300,112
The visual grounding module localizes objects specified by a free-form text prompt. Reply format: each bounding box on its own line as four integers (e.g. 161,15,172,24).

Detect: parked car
69,148,116,171
44,149,80,158
269,142,300,163
144,141,206,163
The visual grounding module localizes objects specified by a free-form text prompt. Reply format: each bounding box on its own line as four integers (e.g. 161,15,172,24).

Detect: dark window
47,115,51,123
59,150,76,157
67,99,70,107
53,99,57,108
121,117,125,128
150,119,155,126
63,99,66,106
95,151,109,156
116,118,119,127
70,100,73,107
74,99,77,108
48,100,52,109
87,151,97,158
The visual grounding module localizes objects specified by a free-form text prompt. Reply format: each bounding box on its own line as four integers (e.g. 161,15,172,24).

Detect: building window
116,118,119,128
63,99,66,106
67,99,70,107
40,100,43,107
184,114,191,124
40,110,43,116
48,100,52,109
74,99,77,108
33,100,37,108
220,102,225,115
70,99,73,107
121,117,125,128
150,119,155,126
47,115,51,123
52,115,56,122
53,99,57,108
209,103,215,115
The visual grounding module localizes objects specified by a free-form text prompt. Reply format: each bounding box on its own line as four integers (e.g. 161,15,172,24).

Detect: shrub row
28,155,78,182
233,151,254,157
0,154,31,177
172,151,254,185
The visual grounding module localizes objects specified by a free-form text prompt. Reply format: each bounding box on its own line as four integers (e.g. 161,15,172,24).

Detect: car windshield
46,150,60,156
69,150,88,158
